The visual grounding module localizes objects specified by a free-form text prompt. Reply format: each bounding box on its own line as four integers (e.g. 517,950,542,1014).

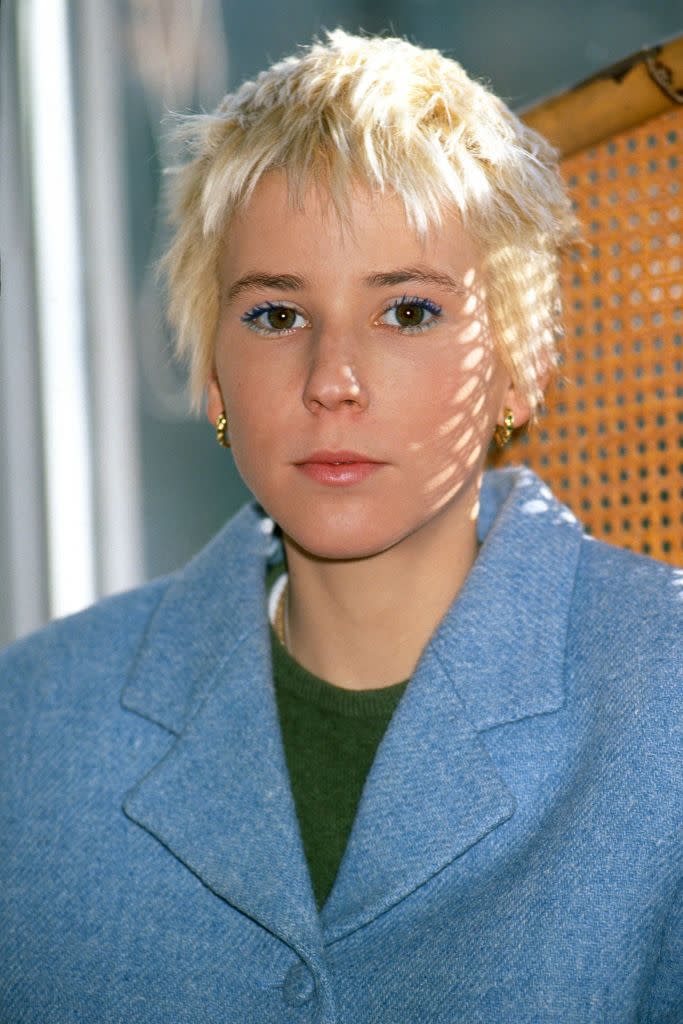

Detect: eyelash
240,301,308,336
240,294,443,337
377,295,443,334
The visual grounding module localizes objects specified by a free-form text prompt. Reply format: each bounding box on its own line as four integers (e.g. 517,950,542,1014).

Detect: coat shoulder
575,535,683,631
570,535,682,718
0,575,173,711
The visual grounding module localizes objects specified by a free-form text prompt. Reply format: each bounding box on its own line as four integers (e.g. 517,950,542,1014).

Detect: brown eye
378,297,442,333
242,303,308,335
393,303,425,327
267,307,297,330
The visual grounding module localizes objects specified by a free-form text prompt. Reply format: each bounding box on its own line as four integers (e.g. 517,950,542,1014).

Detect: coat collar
121,467,583,970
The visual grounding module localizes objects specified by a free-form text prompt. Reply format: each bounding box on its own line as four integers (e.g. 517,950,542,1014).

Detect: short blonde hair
161,29,577,411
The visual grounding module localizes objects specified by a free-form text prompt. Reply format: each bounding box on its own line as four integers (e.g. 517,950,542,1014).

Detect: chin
281,515,408,564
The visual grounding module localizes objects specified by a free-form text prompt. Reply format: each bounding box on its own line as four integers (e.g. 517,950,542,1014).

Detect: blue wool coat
0,467,681,1023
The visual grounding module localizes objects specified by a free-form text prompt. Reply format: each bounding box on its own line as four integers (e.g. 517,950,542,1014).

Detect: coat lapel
321,468,583,938
121,469,583,948
121,504,325,964
320,642,517,939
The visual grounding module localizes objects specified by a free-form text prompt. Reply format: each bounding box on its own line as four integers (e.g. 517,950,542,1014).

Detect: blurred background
1,0,681,646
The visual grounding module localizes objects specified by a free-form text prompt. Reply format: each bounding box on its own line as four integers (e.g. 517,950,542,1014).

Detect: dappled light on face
471,392,486,417
436,410,466,438
463,293,479,317
453,426,474,454
432,441,485,511
414,266,500,516
453,376,479,403
459,321,484,345
461,344,485,370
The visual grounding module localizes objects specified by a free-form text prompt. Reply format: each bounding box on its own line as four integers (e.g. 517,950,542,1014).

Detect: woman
1,30,680,1023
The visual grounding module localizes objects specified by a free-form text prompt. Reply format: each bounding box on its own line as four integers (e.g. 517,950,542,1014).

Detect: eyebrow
363,266,465,294
224,273,306,305
223,264,466,305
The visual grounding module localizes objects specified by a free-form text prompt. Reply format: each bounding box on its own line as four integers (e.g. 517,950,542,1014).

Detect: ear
496,380,532,432
205,369,224,427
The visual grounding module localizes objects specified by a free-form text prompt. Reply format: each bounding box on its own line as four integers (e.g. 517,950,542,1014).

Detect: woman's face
208,172,525,560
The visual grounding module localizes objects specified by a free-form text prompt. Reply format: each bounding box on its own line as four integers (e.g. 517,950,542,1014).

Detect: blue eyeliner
240,300,281,324
381,294,443,333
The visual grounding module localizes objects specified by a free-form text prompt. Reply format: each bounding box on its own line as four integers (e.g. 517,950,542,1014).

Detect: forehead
219,171,482,284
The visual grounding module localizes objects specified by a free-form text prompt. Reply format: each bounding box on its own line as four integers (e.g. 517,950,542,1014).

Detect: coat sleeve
641,880,683,1023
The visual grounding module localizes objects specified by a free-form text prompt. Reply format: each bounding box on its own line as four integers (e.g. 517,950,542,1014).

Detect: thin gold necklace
274,579,289,649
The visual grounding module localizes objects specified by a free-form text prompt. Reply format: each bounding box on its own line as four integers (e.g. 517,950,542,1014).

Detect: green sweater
266,564,409,910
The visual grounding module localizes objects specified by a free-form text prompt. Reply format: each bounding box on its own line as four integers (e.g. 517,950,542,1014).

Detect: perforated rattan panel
494,106,682,564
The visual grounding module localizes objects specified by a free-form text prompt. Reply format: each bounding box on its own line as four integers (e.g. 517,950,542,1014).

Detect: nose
302,329,369,414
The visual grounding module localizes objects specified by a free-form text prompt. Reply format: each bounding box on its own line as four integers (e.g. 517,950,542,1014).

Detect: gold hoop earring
494,408,514,448
215,411,231,448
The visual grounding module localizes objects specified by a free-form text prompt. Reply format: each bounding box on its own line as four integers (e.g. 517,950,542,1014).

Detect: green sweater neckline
269,626,409,717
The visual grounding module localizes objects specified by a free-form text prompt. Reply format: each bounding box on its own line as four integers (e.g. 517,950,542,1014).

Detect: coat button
282,962,316,1006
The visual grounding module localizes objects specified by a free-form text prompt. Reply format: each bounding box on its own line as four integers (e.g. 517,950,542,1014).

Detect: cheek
218,344,278,435
397,347,500,509
401,336,499,445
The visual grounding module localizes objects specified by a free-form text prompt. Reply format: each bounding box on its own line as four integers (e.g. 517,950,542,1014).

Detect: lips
294,450,386,487
296,450,382,465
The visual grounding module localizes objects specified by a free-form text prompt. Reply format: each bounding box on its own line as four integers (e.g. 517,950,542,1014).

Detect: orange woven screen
494,105,682,565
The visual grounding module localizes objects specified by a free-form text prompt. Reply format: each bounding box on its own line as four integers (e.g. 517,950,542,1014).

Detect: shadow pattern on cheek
409,276,500,515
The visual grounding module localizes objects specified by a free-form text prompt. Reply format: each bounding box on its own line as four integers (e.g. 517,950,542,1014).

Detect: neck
281,479,481,691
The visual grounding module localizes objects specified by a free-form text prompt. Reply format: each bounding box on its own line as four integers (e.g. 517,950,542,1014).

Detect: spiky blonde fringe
159,29,578,412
